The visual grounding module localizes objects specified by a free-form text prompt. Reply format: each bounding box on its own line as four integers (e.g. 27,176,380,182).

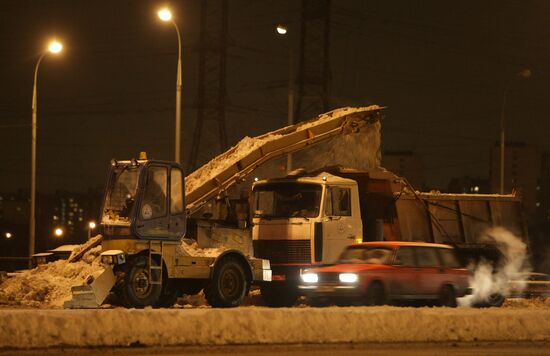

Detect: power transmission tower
294,0,332,122
188,0,229,172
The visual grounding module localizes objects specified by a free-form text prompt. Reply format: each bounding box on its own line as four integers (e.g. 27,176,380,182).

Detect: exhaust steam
458,227,531,307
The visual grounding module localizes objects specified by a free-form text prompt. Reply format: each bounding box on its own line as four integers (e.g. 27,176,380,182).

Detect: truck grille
253,240,311,264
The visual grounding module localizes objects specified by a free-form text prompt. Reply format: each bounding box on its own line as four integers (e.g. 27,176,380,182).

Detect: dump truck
65,106,385,308
251,166,528,306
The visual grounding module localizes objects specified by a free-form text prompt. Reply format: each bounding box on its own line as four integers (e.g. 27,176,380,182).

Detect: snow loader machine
65,156,272,309
65,106,385,309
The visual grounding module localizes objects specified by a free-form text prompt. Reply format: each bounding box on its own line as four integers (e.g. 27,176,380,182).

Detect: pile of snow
0,246,103,308
0,306,549,348
177,239,227,258
458,227,530,307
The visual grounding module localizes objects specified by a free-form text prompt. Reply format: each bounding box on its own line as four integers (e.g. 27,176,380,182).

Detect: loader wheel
121,256,162,308
438,285,457,307
260,282,299,307
365,281,386,306
204,257,248,308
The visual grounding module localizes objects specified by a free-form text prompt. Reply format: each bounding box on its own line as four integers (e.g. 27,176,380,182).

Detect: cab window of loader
141,166,168,220
170,168,184,214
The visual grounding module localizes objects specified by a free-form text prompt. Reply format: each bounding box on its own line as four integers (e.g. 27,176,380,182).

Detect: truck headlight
339,273,358,283
301,272,319,283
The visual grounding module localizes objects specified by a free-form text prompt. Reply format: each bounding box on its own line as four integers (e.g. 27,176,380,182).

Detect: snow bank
0,306,549,348
0,246,103,308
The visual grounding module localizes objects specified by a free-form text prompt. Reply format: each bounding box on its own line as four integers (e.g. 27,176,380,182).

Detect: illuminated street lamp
54,227,64,238
5,232,12,239
499,68,531,194
88,221,96,240
276,24,288,35
157,8,183,164
276,24,295,172
29,40,63,259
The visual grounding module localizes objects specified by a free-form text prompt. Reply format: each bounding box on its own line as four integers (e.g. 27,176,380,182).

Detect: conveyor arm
185,106,385,215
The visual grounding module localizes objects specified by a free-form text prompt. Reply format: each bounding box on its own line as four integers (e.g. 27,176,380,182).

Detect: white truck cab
252,173,362,267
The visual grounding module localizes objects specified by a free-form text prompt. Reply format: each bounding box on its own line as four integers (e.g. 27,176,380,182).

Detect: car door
388,246,420,297
415,247,446,296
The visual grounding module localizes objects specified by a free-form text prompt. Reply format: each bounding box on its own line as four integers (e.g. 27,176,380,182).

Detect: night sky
2,0,550,194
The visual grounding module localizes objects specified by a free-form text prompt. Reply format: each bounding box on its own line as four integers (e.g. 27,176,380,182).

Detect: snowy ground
0,303,549,349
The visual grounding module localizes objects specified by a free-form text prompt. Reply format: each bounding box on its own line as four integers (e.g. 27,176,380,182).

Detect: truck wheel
439,285,457,307
204,257,248,308
365,281,386,306
121,256,162,308
260,283,299,307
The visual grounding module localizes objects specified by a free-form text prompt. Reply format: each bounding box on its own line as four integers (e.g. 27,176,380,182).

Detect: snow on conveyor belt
0,306,549,348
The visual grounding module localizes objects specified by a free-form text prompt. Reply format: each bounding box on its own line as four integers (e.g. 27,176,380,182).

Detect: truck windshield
254,182,322,218
101,165,139,225
339,246,393,265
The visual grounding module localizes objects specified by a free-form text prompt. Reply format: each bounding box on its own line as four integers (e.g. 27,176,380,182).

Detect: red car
299,241,471,307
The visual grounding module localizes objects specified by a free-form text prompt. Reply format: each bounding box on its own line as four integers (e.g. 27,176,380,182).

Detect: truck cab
252,172,363,305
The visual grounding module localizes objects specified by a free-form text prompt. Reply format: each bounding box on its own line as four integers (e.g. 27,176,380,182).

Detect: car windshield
101,165,139,225
339,246,393,265
253,182,322,218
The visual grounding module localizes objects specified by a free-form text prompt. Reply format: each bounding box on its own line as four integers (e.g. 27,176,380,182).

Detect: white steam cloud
459,227,531,307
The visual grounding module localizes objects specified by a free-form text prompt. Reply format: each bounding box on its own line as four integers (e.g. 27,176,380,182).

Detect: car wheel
365,281,386,306
474,293,505,308
439,285,457,307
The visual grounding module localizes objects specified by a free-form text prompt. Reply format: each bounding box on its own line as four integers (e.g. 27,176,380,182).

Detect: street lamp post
29,40,63,260
276,24,295,173
158,8,183,164
499,68,531,194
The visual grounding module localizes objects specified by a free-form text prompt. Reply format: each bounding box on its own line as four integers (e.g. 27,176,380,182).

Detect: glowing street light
54,228,64,237
48,41,63,53
88,221,96,240
158,8,172,21
30,39,63,260
499,68,531,194
276,24,288,35
5,232,12,239
157,8,183,164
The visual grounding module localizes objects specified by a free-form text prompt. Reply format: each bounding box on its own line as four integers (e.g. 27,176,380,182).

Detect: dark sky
1,0,550,194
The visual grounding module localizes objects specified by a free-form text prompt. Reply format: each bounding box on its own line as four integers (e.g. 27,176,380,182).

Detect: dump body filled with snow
0,305,549,348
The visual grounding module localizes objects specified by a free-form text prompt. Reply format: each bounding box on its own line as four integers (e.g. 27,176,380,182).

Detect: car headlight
301,272,319,283
339,273,358,283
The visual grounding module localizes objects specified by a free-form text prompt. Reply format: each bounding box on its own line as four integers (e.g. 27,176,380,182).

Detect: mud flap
64,266,116,308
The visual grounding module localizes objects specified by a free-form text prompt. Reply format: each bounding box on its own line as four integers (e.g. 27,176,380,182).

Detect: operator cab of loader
101,157,186,240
